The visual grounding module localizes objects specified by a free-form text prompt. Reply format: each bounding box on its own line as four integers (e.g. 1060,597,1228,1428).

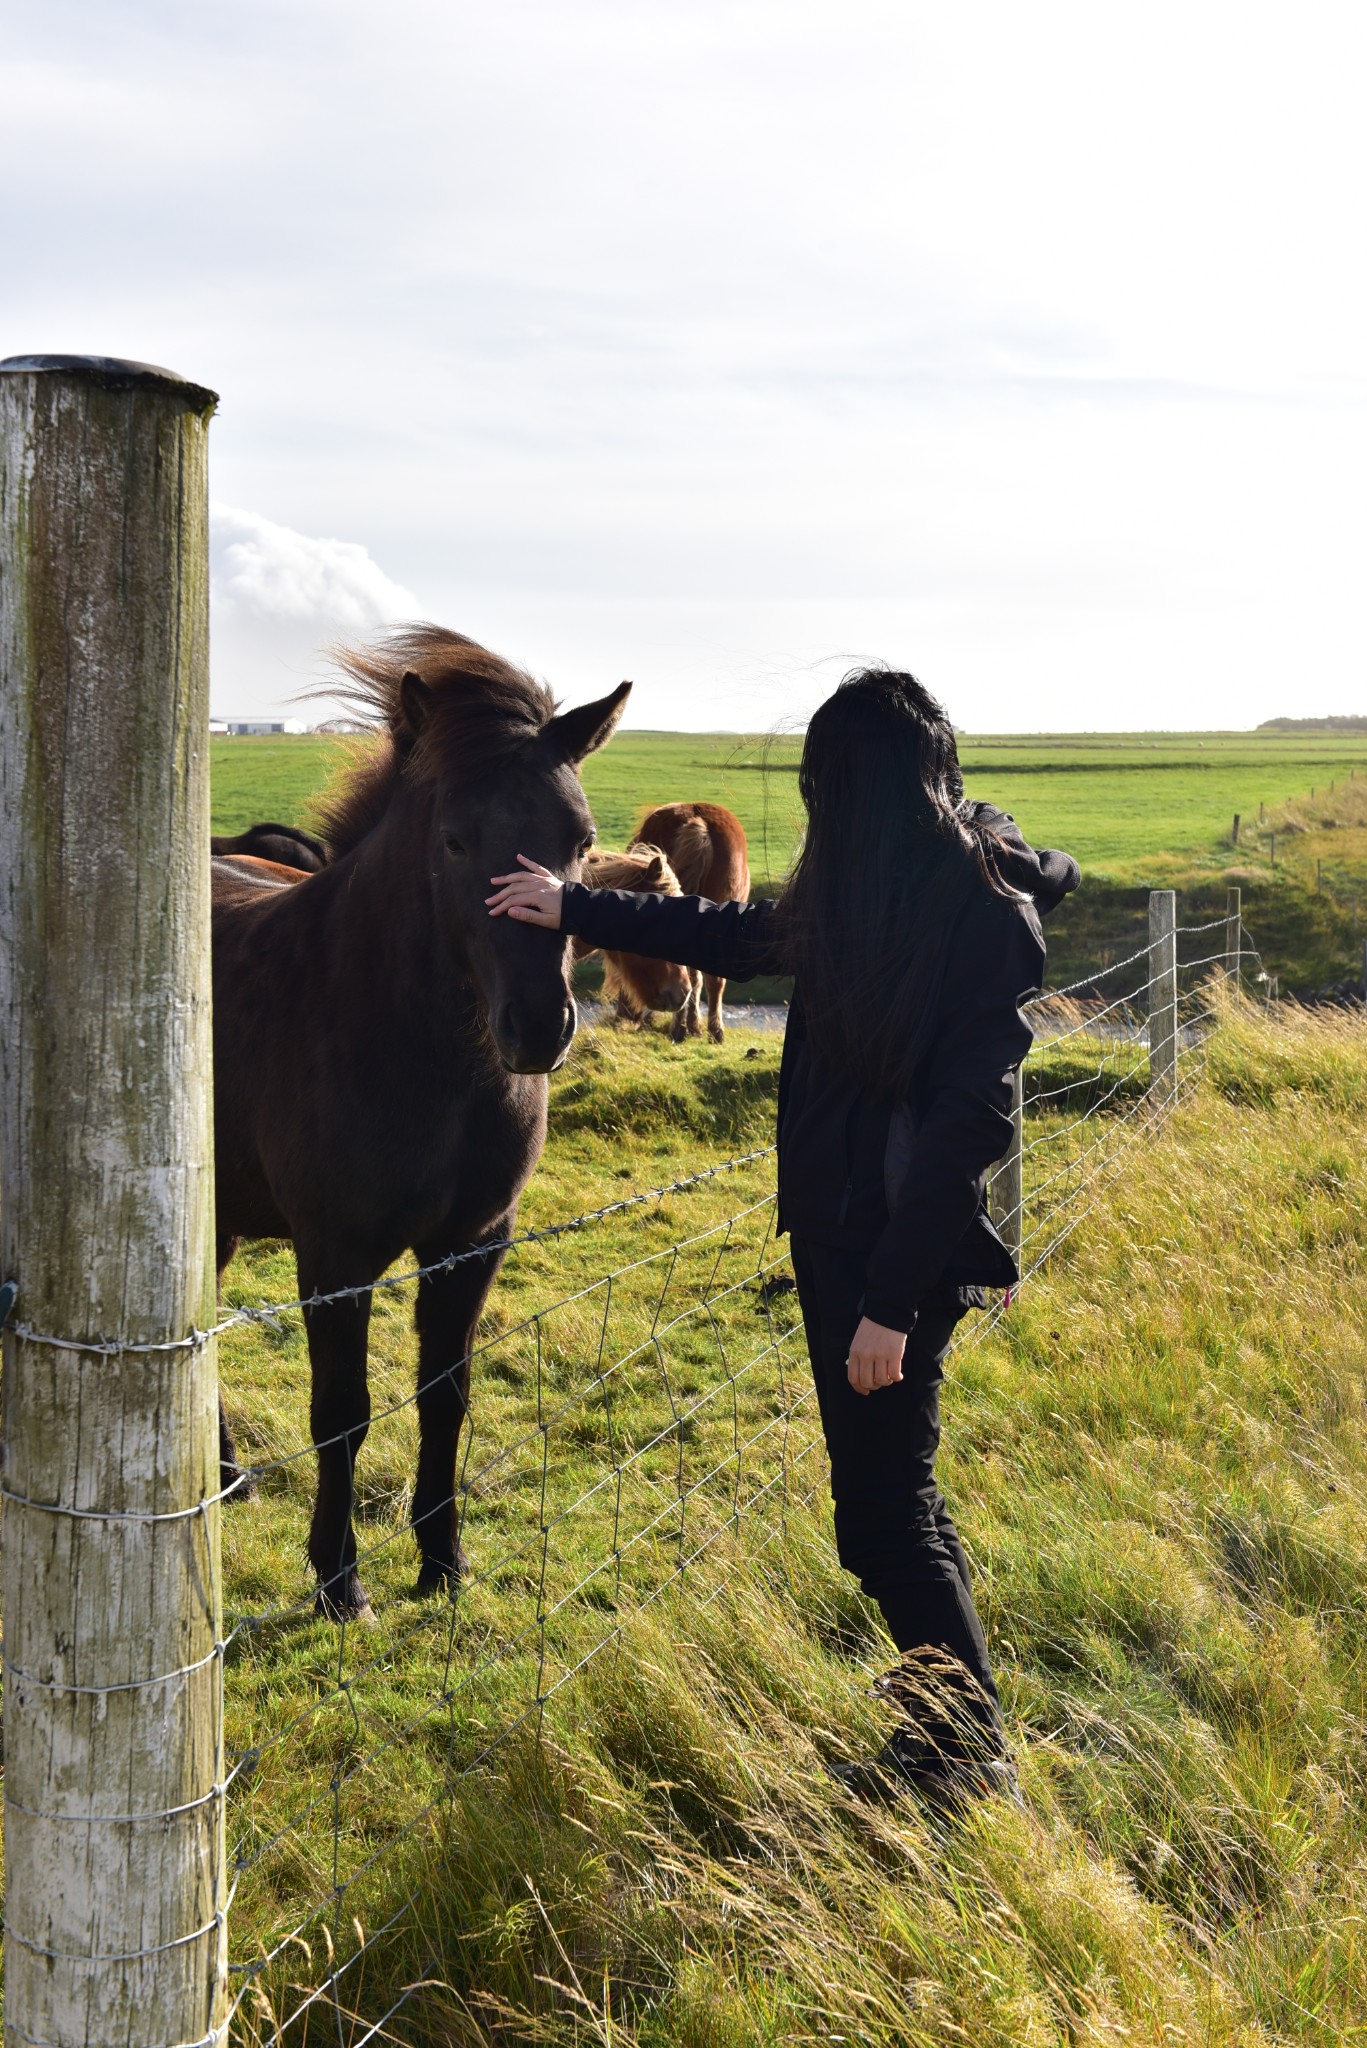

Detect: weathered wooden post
1225,885,1242,988
0,358,225,2047
991,1066,1024,1267
1148,888,1178,1110
1231,812,1240,846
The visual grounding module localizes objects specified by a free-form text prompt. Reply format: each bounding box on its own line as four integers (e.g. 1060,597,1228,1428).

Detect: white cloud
208,506,419,718
211,503,418,631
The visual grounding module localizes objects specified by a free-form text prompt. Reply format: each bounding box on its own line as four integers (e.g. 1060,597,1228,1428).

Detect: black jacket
562,804,1079,1332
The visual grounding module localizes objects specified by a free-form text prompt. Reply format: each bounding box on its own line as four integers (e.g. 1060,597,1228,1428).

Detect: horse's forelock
316,626,560,850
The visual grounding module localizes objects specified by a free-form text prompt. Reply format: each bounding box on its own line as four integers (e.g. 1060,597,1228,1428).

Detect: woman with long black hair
488,669,1079,1803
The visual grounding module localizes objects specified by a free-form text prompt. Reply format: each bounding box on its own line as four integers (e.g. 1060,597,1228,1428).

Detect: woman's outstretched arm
488,856,784,983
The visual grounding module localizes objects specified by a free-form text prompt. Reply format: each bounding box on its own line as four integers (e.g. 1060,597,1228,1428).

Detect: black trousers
789,1234,1004,1754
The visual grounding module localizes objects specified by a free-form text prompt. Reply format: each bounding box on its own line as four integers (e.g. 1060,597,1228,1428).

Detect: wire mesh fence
0,904,1254,2046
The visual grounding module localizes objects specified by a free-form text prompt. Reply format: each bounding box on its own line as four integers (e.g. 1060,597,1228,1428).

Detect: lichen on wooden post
0,356,225,2048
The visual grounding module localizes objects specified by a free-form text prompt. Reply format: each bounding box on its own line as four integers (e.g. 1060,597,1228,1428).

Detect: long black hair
778,667,1021,1100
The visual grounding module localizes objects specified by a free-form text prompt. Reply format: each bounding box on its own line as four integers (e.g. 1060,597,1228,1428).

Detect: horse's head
321,629,628,1074
439,682,631,1071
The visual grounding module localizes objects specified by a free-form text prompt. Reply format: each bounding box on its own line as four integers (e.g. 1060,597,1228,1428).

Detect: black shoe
829,1733,1023,1811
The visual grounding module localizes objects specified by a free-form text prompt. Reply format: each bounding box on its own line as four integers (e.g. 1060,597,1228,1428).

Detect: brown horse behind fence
581,845,692,1021
627,802,751,1042
212,625,630,1618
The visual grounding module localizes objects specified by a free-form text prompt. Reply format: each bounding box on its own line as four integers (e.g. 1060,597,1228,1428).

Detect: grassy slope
210,730,1367,990
218,1004,1367,2047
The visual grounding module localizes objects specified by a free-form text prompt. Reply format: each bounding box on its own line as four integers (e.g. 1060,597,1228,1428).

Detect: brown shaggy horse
580,845,692,1021
212,626,630,1618
627,802,751,1042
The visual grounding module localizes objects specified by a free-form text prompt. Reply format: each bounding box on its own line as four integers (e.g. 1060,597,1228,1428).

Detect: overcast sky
4,1,1365,730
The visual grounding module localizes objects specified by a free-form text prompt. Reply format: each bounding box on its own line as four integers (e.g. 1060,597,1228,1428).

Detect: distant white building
214,718,309,736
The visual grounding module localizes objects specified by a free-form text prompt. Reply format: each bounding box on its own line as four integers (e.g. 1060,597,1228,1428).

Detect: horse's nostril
496,999,577,1073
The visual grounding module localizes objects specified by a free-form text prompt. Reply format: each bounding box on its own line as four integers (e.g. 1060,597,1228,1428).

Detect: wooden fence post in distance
1225,885,1242,988
0,357,225,2048
1148,889,1178,1110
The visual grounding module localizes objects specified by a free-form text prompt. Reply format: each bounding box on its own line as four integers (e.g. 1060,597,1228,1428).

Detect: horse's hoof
221,1464,257,1503
416,1544,469,1597
315,1578,373,1624
708,1025,724,1044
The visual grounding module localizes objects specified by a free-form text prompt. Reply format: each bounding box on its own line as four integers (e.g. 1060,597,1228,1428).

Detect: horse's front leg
299,1258,375,1620
704,973,726,1043
684,970,705,1040
411,1223,512,1594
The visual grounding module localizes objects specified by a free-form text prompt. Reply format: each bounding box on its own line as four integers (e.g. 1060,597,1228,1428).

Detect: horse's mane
646,813,711,894
313,625,558,854
584,845,682,896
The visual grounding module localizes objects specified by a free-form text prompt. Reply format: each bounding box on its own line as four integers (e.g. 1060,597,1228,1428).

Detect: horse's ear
398,671,432,741
646,854,666,883
548,680,631,765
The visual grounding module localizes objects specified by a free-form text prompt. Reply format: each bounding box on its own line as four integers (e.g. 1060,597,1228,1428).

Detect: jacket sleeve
1033,847,1081,914
561,882,784,983
860,897,1043,1333
969,801,1081,917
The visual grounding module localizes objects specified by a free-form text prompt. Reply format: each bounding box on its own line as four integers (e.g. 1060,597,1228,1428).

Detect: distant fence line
0,357,1273,2048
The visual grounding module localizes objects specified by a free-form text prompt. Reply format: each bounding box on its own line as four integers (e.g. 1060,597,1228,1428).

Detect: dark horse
213,626,629,1618
211,821,330,871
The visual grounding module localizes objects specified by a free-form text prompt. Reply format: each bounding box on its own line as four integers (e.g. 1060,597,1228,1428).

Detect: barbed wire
6,1145,777,1367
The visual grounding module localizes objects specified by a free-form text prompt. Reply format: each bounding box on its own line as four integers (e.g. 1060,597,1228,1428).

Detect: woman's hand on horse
846,1316,907,1395
486,855,565,929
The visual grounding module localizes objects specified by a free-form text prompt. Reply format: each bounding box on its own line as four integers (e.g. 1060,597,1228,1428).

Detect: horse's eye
579,835,596,857
443,834,465,857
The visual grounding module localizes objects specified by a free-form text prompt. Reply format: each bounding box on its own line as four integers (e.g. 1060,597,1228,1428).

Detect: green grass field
204,998,1367,2045
210,728,1367,884
211,727,1367,991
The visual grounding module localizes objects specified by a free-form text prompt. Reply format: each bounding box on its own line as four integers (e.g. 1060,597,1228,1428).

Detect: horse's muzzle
495,997,577,1075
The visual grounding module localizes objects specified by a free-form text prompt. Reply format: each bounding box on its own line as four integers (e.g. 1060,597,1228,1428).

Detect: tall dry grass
230,997,1367,2045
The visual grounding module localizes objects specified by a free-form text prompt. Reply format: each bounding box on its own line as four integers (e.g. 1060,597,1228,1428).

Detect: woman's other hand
847,1315,907,1395
487,855,565,929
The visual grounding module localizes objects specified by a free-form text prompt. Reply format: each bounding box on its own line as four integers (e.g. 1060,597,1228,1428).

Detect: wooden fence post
1225,885,1242,988
1148,889,1178,1110
991,1066,1024,1267
0,357,224,2048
